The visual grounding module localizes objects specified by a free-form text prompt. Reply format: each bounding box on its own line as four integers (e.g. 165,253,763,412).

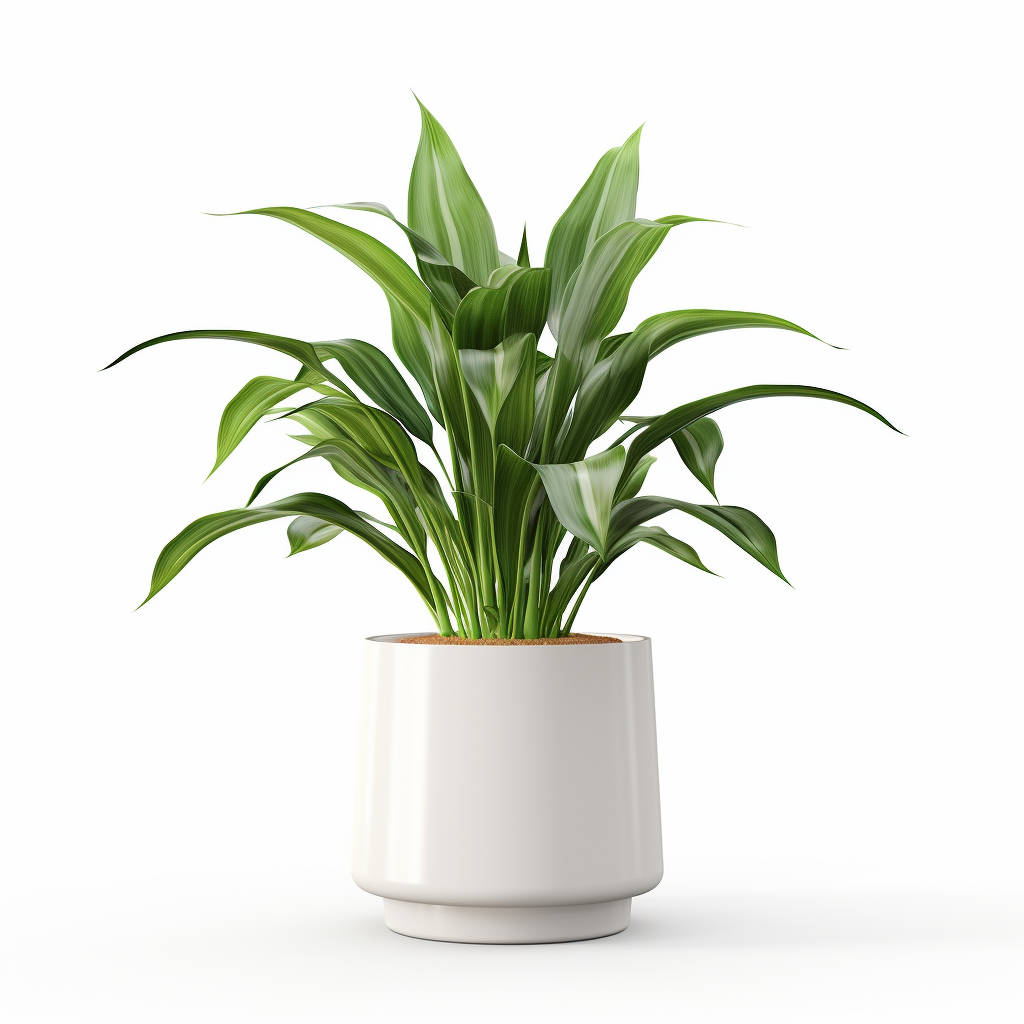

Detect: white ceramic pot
352,633,663,944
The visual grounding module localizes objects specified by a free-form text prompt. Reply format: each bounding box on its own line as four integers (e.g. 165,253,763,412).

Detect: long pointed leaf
312,339,433,443
545,127,642,335
611,495,786,580
211,375,308,476
408,98,499,282
319,201,476,320
102,329,350,393
623,384,900,478
142,492,436,606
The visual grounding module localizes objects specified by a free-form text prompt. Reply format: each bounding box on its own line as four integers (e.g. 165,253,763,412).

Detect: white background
2,0,1022,1020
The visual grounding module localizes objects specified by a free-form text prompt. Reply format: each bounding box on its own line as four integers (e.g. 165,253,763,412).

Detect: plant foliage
106,99,898,638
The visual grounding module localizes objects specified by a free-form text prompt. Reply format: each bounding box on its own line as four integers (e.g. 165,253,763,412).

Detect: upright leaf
540,216,709,454
408,98,500,283
452,267,550,350
460,332,536,452
545,127,642,335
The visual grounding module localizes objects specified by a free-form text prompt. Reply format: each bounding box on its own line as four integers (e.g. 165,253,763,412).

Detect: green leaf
312,339,433,443
607,524,714,574
142,492,437,607
408,98,500,283
211,375,308,476
623,384,900,478
617,454,656,501
611,496,786,581
517,227,530,268
534,446,626,558
452,267,551,350
493,445,541,599
539,216,710,455
287,515,343,555
319,201,476,321
224,206,444,417
599,308,835,362
545,127,642,336
232,207,433,320
671,417,724,499
460,333,536,451
102,329,351,394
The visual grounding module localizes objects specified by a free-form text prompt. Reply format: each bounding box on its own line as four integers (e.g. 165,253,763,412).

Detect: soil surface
396,633,622,646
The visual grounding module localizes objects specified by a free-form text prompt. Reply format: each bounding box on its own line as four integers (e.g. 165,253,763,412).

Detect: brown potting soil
396,633,622,646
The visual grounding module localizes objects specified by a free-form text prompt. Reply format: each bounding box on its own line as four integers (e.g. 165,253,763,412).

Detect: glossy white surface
383,897,632,944
352,634,663,942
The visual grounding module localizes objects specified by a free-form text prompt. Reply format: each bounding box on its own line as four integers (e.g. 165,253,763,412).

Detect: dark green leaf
611,495,786,580
142,492,437,607
671,417,724,499
623,384,900,478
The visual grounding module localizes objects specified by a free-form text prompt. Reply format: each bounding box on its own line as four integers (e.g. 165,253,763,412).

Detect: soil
396,633,622,646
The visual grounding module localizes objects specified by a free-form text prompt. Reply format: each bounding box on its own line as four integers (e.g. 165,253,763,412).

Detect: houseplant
106,99,897,943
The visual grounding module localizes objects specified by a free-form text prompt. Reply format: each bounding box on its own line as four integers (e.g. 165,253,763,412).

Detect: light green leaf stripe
143,492,437,608
545,127,642,336
211,375,308,476
408,98,500,283
671,417,724,499
534,446,626,558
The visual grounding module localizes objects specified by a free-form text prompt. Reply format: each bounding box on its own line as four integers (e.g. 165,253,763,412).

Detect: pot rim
366,631,650,645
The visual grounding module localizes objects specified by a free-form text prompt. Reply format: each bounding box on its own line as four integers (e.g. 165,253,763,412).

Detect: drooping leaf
623,384,900,478
598,308,835,362
534,446,626,558
223,207,444,417
142,492,438,607
606,524,714,574
318,201,476,321
610,495,786,581
492,445,540,600
312,339,433,443
408,98,500,282
545,127,642,336
671,417,724,499
452,267,551,350
102,329,350,394
287,515,344,555
211,375,309,476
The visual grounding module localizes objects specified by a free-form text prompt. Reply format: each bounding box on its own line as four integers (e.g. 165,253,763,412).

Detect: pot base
382,897,631,944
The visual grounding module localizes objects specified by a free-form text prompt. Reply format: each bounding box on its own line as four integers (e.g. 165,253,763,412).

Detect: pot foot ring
382,897,631,944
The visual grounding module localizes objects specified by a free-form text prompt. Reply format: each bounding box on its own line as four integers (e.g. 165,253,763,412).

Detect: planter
352,633,663,944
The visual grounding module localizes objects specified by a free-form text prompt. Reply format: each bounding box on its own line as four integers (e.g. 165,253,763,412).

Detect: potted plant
105,99,897,944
